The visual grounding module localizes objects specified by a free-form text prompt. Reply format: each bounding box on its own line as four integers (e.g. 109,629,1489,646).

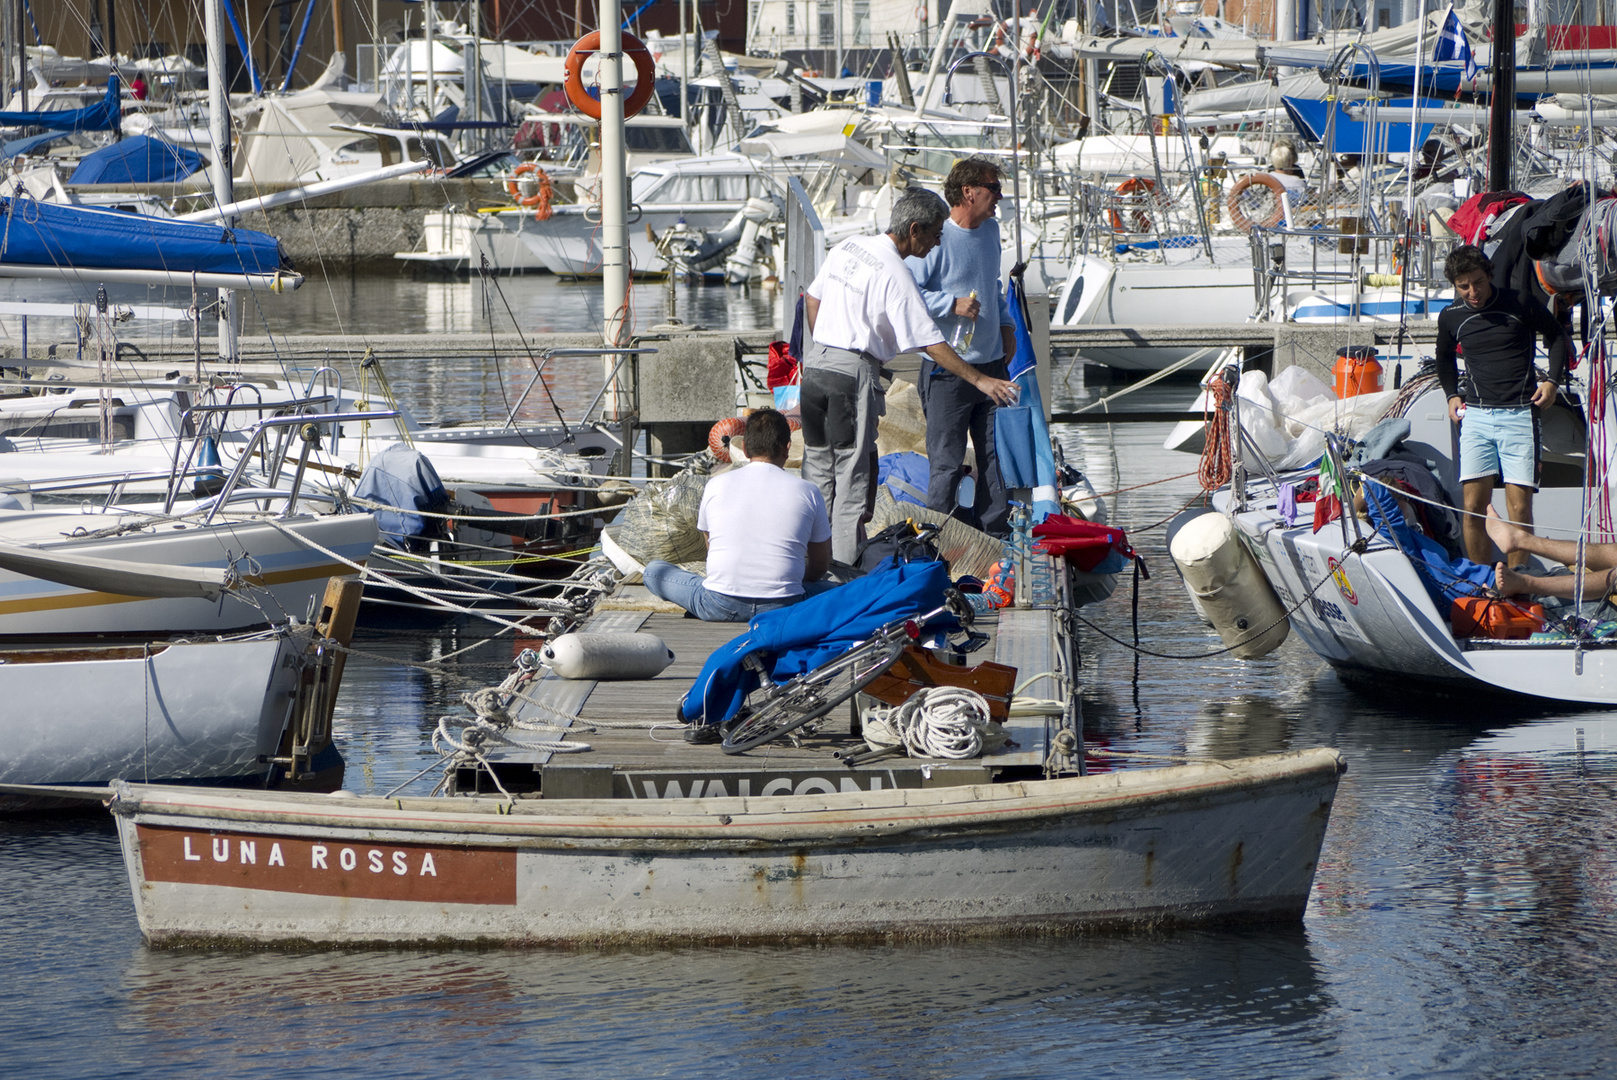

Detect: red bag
1445,190,1531,245
766,340,798,389
1031,514,1136,572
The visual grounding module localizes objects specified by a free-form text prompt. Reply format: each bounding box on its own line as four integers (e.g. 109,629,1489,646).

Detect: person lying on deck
643,409,838,623
1361,482,1617,607
1487,508,1617,602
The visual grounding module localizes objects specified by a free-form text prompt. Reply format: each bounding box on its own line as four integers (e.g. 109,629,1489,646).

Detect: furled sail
0,75,120,132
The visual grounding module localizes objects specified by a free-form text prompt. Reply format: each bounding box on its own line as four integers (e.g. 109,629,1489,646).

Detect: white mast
205,0,238,362
600,0,631,413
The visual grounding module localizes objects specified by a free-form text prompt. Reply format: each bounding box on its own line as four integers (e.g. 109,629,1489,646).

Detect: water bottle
950,290,978,351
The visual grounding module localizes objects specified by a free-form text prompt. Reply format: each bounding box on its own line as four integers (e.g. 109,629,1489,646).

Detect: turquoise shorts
1458,405,1540,489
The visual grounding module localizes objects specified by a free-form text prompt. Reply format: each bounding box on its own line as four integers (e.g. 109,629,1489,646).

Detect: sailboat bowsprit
0,198,302,290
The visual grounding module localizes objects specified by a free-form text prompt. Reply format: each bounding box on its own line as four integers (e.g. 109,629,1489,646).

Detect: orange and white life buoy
708,417,746,459
1226,173,1287,231
506,163,554,221
564,31,656,121
1107,177,1157,233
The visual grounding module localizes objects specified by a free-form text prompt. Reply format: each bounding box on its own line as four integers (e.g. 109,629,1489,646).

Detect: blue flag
993,276,1061,524
1432,5,1478,84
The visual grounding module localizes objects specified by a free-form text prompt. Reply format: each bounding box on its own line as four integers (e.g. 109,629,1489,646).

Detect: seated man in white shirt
642,409,835,623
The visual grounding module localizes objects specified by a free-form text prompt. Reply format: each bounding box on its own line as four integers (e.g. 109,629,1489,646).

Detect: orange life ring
1226,173,1287,231
708,417,746,459
1107,177,1157,233
564,31,656,121
506,162,555,221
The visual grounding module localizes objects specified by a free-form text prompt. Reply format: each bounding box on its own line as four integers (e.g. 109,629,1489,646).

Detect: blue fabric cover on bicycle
679,559,953,726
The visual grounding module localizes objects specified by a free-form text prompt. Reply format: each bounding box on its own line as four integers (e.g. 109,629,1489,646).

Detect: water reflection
116,931,1330,1076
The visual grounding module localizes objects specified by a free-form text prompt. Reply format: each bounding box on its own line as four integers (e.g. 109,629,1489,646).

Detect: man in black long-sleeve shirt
1434,244,1568,565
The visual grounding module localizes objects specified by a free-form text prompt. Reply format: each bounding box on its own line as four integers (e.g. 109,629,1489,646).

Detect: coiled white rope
864,687,997,760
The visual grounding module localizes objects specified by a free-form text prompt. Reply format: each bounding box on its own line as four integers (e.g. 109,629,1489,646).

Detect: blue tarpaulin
1282,95,1441,154
69,135,206,185
0,75,120,132
679,560,952,726
0,197,292,277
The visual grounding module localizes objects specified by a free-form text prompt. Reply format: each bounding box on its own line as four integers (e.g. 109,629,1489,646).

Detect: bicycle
720,587,983,755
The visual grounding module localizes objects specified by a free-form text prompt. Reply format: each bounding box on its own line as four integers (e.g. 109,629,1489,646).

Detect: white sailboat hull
0,510,377,637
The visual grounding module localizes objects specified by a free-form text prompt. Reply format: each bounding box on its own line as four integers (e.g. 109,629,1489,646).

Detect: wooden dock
465,587,1069,800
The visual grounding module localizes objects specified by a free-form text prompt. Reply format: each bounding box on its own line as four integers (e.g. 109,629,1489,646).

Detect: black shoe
683,723,724,745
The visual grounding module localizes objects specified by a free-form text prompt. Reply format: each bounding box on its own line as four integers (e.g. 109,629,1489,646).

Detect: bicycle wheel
722,637,903,755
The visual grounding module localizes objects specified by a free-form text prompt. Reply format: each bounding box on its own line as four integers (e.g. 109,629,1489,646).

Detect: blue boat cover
70,134,205,185
0,76,121,132
1334,60,1612,100
0,197,292,277
1282,96,1440,154
353,444,449,551
1362,477,1491,607
678,559,952,725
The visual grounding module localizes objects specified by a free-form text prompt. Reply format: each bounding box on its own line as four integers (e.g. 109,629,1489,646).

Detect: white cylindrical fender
1169,513,1289,660
540,633,675,680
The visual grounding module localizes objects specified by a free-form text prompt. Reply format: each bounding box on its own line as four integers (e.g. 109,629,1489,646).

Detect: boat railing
164,395,341,514
196,410,398,525
1246,222,1452,319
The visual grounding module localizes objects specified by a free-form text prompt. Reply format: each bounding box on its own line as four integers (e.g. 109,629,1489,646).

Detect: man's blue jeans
642,561,836,622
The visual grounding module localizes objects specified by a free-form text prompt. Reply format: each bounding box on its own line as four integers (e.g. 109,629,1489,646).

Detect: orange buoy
708,417,746,459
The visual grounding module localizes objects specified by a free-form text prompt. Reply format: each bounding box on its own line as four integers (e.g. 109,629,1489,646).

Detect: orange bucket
1334,346,1383,398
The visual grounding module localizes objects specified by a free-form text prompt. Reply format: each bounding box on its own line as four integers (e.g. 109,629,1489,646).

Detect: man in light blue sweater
906,156,1017,537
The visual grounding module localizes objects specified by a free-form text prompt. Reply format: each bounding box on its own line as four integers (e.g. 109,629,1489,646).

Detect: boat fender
541,632,675,680
708,416,746,460
1168,512,1289,659
1163,505,1218,626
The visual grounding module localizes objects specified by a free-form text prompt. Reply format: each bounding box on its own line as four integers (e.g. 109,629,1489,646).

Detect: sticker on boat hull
1328,557,1358,605
135,824,517,905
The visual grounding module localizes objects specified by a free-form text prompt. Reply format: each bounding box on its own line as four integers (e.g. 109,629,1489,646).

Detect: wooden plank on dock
993,608,1063,769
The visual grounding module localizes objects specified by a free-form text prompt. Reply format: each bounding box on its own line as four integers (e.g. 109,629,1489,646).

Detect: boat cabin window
637,173,767,203
624,126,694,155
338,138,380,157
407,138,454,167
0,416,135,442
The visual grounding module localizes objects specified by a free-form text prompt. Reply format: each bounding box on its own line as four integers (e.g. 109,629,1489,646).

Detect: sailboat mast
1489,0,1515,190
205,0,239,362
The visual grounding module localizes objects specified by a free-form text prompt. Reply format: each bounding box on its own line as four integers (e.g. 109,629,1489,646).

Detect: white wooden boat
92,747,1343,945
0,576,362,811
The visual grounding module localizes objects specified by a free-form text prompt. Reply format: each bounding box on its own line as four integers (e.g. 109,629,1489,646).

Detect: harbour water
5,274,1617,1077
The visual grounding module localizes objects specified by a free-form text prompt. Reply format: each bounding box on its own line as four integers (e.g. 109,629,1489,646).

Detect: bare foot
1495,561,1533,597
1484,506,1530,557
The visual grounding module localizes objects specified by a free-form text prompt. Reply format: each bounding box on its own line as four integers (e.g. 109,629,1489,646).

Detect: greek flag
1432,5,1478,83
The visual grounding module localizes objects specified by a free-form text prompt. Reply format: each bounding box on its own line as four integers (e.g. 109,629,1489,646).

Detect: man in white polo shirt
803,187,1019,563
642,409,834,623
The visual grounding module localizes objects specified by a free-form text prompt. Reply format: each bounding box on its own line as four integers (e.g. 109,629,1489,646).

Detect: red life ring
506,162,554,221
564,31,656,121
1226,173,1287,231
708,417,746,459
1107,177,1157,233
